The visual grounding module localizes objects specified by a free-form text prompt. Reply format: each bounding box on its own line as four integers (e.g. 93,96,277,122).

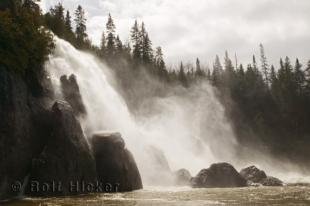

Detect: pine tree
115,35,123,56
212,55,223,86
294,58,305,96
195,58,205,77
99,31,106,58
223,51,235,87
142,33,153,64
155,47,165,70
65,10,72,31
106,13,116,56
260,43,269,84
179,62,188,87
74,5,87,48
130,20,141,61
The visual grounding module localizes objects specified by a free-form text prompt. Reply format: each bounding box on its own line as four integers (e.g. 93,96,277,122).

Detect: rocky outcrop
240,165,283,186
174,169,192,186
60,74,86,117
240,165,267,183
26,101,97,197
0,68,52,200
261,176,283,186
191,163,247,188
92,132,143,192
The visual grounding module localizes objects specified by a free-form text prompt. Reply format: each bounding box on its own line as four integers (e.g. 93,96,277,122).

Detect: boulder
239,165,283,186
240,165,267,183
60,74,86,117
191,163,247,188
26,100,97,197
174,169,192,186
92,132,142,192
261,176,283,186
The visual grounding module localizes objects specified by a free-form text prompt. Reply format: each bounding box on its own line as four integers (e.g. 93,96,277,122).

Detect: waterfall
46,37,238,185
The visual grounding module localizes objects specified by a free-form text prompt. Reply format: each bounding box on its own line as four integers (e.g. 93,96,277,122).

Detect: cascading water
46,37,239,185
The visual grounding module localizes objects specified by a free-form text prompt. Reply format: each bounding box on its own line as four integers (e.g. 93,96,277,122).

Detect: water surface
5,186,310,206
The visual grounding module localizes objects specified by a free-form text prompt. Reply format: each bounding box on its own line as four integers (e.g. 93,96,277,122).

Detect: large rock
239,165,283,186
240,165,267,183
0,68,52,200
261,176,283,186
191,163,247,188
26,100,97,197
92,132,143,192
174,169,192,186
60,74,86,117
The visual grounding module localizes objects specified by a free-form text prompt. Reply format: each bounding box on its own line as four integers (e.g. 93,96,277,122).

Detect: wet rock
0,68,49,200
191,163,247,188
174,169,192,186
92,132,143,192
60,74,86,117
26,100,97,197
240,165,267,183
239,165,283,186
261,176,283,186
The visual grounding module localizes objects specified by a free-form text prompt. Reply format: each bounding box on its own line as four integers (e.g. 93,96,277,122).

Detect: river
5,186,310,206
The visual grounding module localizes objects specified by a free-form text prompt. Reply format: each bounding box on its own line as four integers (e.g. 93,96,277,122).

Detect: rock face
240,165,283,186
92,132,142,192
191,163,247,188
0,68,53,200
174,169,192,186
240,165,267,183
26,101,97,196
60,74,86,117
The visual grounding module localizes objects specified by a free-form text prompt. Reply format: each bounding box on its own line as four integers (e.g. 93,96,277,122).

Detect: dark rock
239,165,283,186
261,176,283,186
240,165,267,183
92,132,143,192
0,68,50,200
174,169,192,186
191,162,247,188
26,100,97,197
60,74,86,117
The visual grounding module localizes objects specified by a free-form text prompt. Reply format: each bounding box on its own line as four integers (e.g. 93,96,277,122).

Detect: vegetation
0,0,54,75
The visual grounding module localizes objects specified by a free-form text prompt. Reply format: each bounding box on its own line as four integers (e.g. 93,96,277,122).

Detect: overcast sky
41,0,310,68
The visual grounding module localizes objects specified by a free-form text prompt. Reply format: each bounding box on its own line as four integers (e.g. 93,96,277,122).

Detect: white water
47,37,303,185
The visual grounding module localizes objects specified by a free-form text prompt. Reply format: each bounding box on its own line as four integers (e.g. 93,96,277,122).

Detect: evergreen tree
179,62,188,87
99,31,106,58
212,55,223,86
115,35,123,56
195,58,205,77
142,33,153,64
155,47,165,70
65,10,72,31
130,20,141,61
106,13,116,56
74,5,87,48
260,43,269,84
294,58,305,96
